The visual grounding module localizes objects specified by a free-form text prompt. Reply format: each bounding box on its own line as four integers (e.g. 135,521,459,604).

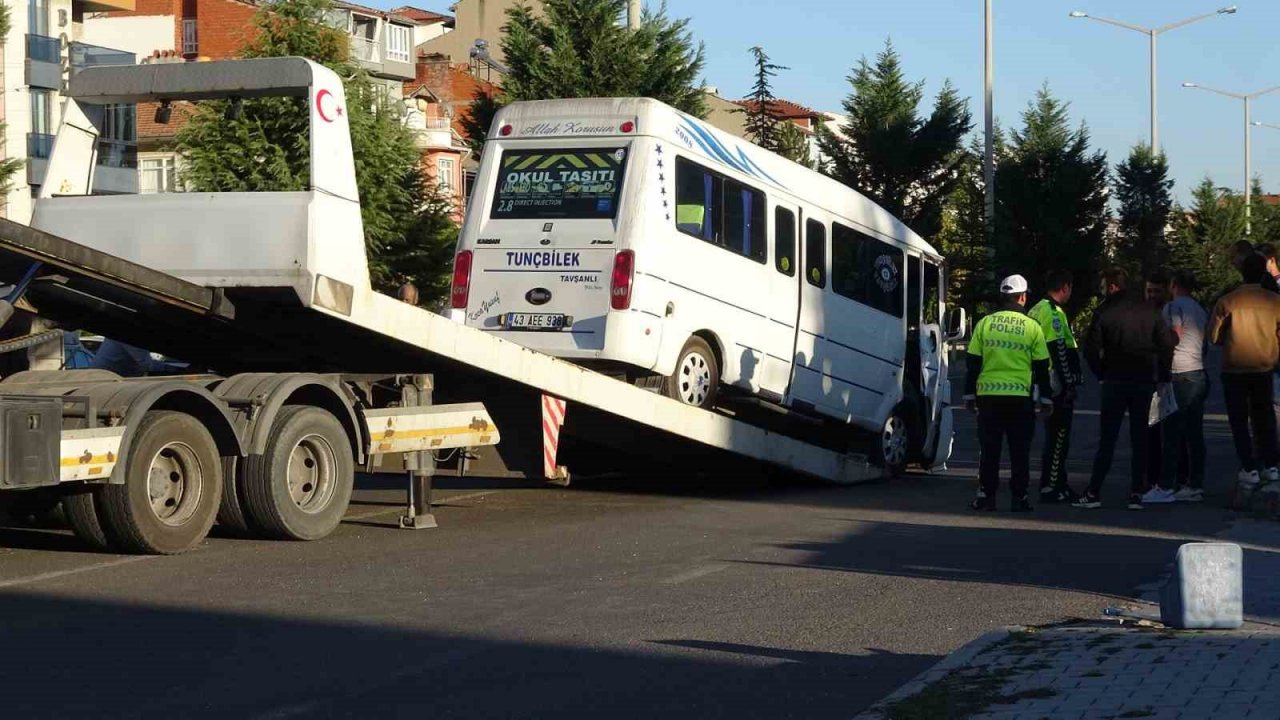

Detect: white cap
1000,274,1029,295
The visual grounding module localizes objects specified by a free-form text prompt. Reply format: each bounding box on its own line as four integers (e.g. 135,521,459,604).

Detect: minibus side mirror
944,307,967,342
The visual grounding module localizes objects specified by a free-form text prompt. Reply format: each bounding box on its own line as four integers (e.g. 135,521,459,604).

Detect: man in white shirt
1161,271,1210,502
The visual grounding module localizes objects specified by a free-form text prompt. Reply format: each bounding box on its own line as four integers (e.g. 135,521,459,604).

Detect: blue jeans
1163,370,1208,490
1089,381,1154,497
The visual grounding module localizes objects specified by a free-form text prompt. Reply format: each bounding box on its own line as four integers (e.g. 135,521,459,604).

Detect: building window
386,24,411,63
29,0,49,37
31,90,53,136
182,19,198,55
98,104,138,169
140,155,177,194
463,170,477,201
436,157,456,195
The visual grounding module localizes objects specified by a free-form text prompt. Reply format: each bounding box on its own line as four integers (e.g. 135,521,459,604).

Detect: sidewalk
855,625,1280,720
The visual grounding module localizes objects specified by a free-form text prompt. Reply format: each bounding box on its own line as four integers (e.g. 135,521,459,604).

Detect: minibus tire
875,404,911,478
667,337,720,409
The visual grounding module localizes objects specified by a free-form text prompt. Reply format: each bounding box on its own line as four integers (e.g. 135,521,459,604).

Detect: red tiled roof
734,98,821,121
391,5,451,24
1262,194,1280,206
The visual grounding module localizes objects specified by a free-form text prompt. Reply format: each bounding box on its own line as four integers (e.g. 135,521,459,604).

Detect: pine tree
175,0,458,299
0,2,25,204
743,46,786,153
466,0,706,148
817,39,972,240
1113,144,1174,277
775,121,813,168
1169,178,1247,305
934,139,990,314
994,85,1109,314
1249,178,1280,246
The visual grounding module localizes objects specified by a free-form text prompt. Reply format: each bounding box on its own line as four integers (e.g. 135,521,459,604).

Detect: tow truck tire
667,337,720,409
62,489,111,551
874,403,911,479
216,457,255,537
242,406,354,541
97,411,223,555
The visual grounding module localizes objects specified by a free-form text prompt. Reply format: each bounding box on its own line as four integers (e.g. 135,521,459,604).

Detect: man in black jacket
1075,267,1178,510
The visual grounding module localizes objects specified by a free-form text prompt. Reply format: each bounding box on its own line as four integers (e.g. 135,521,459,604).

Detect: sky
389,0,1280,204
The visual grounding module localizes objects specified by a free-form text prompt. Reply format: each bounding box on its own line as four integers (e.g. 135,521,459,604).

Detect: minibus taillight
451,250,473,309
611,250,635,310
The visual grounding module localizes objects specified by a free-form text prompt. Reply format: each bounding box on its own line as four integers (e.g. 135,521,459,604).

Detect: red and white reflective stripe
542,394,567,479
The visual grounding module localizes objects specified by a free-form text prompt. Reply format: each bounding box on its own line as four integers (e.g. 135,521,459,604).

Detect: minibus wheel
667,337,720,409
876,404,911,478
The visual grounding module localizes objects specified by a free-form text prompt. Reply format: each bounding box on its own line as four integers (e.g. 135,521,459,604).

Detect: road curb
851,626,1018,720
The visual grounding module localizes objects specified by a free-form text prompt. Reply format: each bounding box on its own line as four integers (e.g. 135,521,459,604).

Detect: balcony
26,135,138,194
349,36,381,64
70,42,136,73
26,133,55,187
25,34,62,89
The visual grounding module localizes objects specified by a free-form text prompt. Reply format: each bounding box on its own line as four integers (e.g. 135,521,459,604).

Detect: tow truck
0,57,951,554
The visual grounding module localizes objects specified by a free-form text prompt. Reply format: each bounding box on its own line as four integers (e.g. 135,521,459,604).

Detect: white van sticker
506,251,582,269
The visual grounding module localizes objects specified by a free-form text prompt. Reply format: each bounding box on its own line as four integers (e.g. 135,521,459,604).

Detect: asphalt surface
0,359,1270,719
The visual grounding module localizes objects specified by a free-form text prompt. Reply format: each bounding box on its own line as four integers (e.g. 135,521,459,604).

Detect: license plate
505,312,566,330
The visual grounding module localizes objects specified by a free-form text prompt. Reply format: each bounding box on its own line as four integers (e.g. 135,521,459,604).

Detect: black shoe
1127,494,1144,511
1040,487,1076,504
971,496,996,511
1012,496,1034,512
1072,492,1102,509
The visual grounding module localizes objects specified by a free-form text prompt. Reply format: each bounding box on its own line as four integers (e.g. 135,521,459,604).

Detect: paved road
1,364,1276,718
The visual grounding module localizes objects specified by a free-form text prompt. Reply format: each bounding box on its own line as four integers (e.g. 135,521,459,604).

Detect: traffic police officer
965,274,1055,511
1027,270,1083,503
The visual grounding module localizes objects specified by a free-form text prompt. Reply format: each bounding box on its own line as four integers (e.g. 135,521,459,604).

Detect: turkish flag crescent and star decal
315,88,344,123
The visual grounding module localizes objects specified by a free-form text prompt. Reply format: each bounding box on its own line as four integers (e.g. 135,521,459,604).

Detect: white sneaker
1264,467,1280,483
1141,487,1176,504
1261,482,1280,496
1238,470,1262,488
1173,487,1204,502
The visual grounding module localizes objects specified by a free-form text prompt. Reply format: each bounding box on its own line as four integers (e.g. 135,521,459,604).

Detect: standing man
1028,269,1082,503
1142,271,1173,503
1163,272,1210,502
1208,254,1280,496
964,274,1054,512
1075,267,1177,511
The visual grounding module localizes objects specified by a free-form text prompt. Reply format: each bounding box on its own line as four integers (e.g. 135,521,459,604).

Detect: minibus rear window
491,147,628,220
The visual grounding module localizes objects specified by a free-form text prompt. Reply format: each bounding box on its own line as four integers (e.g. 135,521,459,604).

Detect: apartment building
2,0,138,221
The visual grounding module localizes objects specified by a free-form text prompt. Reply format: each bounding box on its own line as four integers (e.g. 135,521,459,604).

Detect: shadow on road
0,593,936,719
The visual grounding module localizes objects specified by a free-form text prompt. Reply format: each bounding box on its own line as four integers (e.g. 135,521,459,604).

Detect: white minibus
450,97,966,473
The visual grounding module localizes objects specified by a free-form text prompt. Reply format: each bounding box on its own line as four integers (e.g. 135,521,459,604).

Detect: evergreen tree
743,46,786,153
1113,144,1174,277
0,2,24,203
175,0,457,299
817,39,972,240
467,0,706,147
1249,178,1280,246
1168,178,1248,305
775,120,813,168
993,86,1108,314
934,139,990,314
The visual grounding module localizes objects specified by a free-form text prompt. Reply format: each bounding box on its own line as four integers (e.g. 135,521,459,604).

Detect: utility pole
628,0,641,30
984,0,994,248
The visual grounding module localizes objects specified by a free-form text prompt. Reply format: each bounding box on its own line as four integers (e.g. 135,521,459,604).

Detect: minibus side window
724,179,766,263
775,207,796,276
831,222,904,318
675,157,720,241
805,219,826,288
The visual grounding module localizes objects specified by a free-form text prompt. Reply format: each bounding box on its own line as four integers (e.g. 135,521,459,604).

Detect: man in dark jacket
1075,267,1178,510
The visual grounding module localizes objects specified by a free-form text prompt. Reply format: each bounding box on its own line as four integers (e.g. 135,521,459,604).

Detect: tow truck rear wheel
242,406,354,541
62,489,110,551
216,457,254,537
97,411,223,555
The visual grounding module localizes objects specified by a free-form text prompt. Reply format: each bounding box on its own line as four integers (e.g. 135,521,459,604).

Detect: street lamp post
1184,82,1280,233
984,0,994,246
1256,121,1280,132
1069,6,1237,151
